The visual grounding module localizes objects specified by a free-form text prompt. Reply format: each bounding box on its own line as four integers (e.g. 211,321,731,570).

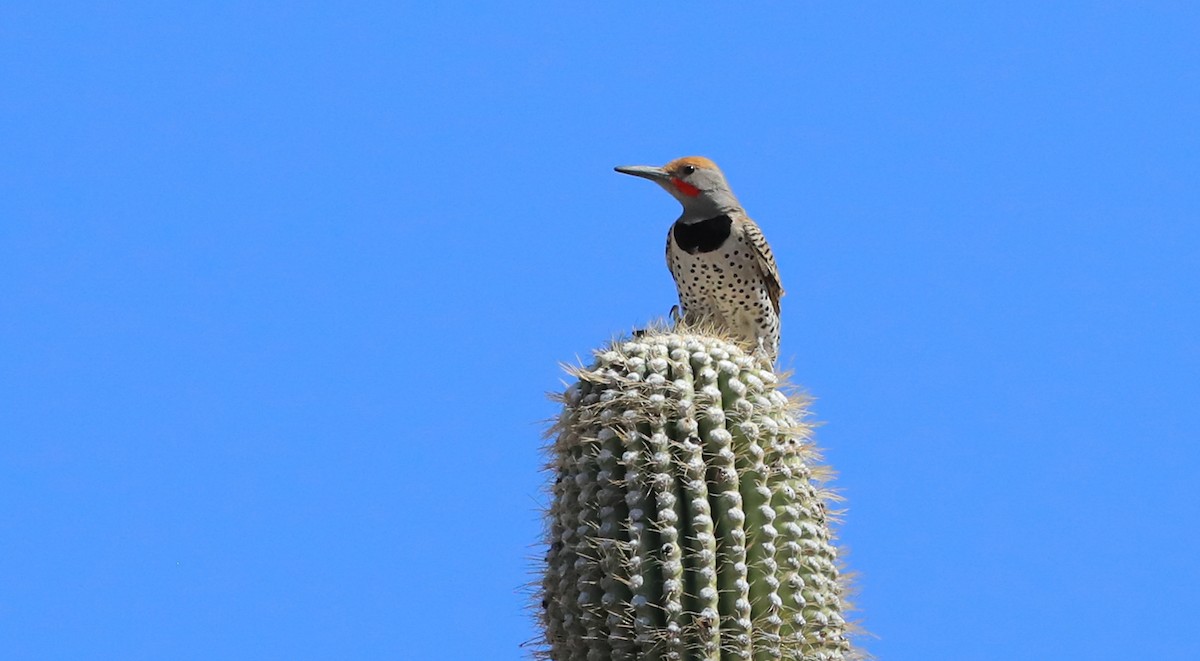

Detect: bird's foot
752,338,778,368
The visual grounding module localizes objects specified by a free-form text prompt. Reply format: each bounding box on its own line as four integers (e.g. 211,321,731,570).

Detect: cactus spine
539,331,855,660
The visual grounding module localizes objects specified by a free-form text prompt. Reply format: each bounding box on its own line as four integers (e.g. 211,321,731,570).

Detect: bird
615,156,784,363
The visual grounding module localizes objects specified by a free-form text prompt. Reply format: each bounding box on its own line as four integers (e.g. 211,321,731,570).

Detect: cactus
537,330,856,661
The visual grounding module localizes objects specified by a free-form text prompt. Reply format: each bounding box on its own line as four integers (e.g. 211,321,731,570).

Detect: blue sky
2,3,1198,660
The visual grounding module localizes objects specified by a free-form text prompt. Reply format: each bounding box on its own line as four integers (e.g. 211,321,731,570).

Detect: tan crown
664,156,720,174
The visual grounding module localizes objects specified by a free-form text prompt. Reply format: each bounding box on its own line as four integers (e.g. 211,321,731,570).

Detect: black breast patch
673,214,732,254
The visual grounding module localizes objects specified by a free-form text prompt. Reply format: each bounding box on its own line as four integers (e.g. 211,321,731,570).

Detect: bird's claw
669,305,684,325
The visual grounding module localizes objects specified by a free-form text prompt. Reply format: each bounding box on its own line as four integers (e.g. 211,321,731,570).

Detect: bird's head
615,156,741,221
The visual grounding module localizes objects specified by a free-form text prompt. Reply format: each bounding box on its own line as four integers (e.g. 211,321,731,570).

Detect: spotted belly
666,235,780,359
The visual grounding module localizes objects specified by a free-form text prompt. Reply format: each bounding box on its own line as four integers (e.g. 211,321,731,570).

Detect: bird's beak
614,165,671,182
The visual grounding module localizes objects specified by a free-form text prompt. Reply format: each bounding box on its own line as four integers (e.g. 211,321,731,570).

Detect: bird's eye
681,165,696,175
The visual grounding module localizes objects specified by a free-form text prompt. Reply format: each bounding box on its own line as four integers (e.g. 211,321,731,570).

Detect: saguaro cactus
538,330,856,661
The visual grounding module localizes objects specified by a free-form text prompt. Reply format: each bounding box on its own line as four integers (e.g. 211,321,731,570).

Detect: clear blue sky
2,3,1198,660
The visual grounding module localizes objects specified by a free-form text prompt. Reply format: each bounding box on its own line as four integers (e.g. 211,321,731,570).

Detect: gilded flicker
616,156,784,362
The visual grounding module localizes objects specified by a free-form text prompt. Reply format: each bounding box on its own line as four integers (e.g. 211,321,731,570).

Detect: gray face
614,160,743,223
672,166,740,218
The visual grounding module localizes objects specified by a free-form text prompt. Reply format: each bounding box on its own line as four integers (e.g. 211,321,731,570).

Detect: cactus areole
537,331,855,661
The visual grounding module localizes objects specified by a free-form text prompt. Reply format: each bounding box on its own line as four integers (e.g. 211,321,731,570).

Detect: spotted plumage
615,157,784,362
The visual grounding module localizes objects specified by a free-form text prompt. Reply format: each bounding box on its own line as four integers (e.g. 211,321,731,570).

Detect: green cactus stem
538,330,857,661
